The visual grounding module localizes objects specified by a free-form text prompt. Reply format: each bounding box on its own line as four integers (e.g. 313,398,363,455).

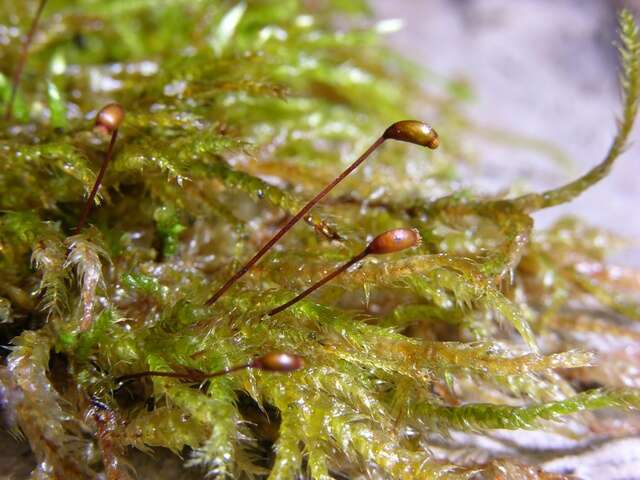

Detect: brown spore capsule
250,352,304,372
94,103,125,135
205,119,439,308
365,228,421,255
268,227,422,316
383,120,439,149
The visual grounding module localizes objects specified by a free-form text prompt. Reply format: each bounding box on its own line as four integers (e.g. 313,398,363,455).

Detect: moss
1,2,640,478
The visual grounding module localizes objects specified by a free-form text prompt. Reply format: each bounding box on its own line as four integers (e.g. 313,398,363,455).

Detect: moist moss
1,2,640,479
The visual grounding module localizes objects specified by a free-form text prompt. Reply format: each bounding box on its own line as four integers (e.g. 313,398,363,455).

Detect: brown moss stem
204,136,387,306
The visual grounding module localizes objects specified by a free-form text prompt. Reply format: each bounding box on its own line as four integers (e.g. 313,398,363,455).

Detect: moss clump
1,2,640,479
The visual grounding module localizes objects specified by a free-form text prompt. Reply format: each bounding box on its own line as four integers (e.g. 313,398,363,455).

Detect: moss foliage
1,1,640,478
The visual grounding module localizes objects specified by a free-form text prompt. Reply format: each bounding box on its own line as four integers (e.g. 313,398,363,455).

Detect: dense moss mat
1,1,640,478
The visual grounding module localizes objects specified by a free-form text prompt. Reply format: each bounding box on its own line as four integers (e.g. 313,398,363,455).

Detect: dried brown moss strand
204,136,387,306
4,0,48,120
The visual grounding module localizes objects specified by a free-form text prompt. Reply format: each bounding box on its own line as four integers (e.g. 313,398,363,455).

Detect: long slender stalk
75,130,118,234
205,121,437,306
117,353,304,383
75,103,125,233
204,136,387,306
117,364,249,383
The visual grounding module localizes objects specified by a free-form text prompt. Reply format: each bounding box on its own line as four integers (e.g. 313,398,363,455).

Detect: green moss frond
123,404,204,454
267,412,303,480
335,254,538,350
198,158,342,240
64,230,110,331
512,9,639,211
282,300,591,380
175,383,239,478
413,388,640,432
1,142,95,210
388,8,639,252
31,236,69,318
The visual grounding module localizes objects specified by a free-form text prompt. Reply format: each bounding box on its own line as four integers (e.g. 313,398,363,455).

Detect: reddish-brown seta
74,103,125,234
205,121,438,306
116,352,304,383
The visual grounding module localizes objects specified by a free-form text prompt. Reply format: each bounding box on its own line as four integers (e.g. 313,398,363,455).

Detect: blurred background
374,0,640,266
